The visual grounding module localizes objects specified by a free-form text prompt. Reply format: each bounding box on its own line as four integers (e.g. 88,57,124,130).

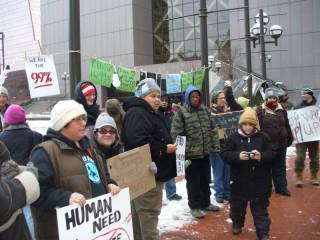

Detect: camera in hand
246,151,255,159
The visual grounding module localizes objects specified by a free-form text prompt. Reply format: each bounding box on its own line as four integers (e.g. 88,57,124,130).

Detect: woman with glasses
87,112,123,175
30,100,120,239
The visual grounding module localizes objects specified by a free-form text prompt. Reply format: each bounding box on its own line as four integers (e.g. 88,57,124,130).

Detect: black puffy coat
122,97,176,182
0,124,43,166
221,130,275,200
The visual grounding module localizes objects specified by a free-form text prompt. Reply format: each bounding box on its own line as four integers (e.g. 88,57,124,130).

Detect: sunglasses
97,128,117,135
73,115,87,122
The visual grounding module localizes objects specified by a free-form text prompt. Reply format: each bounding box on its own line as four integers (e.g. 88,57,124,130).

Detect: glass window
173,29,183,41
173,18,183,29
184,27,195,40
183,3,194,15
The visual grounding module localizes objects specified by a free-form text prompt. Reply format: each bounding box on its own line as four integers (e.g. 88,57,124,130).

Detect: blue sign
166,74,181,94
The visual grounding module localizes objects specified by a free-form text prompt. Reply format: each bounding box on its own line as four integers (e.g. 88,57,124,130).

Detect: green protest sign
89,58,113,87
194,68,205,90
181,72,193,92
117,67,138,93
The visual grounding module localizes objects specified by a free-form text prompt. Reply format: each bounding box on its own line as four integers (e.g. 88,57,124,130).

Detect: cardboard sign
212,111,243,138
25,55,60,98
287,106,320,144
89,58,113,87
166,74,181,94
107,144,156,200
175,136,186,176
57,188,133,240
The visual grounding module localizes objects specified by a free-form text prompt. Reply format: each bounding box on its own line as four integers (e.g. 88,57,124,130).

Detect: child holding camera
221,108,275,240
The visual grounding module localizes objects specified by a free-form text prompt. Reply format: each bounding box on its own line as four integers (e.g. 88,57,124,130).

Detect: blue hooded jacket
184,85,202,106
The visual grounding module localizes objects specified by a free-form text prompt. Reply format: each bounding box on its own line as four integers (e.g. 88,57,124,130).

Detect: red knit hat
81,83,96,96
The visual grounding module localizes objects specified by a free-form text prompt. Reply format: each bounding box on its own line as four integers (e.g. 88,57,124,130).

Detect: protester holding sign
121,78,177,240
210,82,243,204
294,87,319,186
30,100,120,239
221,107,275,240
171,85,220,219
256,88,293,197
0,86,9,132
74,80,100,133
159,92,182,201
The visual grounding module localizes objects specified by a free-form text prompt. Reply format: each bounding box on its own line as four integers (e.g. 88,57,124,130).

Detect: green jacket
171,104,220,160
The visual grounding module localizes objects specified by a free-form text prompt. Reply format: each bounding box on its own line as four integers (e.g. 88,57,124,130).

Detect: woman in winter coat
30,100,120,239
121,78,177,240
256,88,293,196
221,107,275,240
73,80,100,133
0,104,42,239
87,112,123,172
0,141,40,240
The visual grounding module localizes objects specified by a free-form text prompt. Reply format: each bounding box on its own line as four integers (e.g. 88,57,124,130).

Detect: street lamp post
251,9,283,82
199,0,210,107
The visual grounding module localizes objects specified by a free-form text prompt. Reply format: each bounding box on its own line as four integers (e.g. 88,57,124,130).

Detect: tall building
229,0,320,96
40,0,230,102
0,0,40,71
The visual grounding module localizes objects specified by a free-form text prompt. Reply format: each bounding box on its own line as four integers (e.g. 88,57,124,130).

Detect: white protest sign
287,106,320,144
25,55,60,98
175,136,186,176
57,188,133,240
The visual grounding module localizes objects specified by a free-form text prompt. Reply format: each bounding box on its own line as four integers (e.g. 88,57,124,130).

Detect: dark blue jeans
272,147,288,193
210,153,230,199
165,178,176,199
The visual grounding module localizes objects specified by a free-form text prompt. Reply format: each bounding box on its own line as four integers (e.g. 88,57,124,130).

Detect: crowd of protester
0,79,319,240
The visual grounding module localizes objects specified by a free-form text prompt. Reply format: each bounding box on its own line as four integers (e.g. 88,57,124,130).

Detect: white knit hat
0,86,8,96
51,100,86,131
94,112,117,130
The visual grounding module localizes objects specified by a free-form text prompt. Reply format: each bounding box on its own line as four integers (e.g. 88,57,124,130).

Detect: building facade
230,0,320,95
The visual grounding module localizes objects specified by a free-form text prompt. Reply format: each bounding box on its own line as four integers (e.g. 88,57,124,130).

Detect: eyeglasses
97,128,117,135
73,115,87,122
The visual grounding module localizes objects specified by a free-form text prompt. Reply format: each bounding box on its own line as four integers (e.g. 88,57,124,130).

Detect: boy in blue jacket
221,107,275,240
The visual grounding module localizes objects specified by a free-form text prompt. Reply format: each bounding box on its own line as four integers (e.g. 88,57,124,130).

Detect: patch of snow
27,120,50,135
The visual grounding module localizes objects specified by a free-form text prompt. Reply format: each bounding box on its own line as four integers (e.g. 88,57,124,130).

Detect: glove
149,162,158,175
1,160,20,179
25,162,38,178
185,160,192,168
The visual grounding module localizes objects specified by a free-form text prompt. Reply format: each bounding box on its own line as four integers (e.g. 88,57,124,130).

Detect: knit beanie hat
301,87,314,96
51,100,86,131
135,78,160,98
237,96,250,109
94,112,117,130
264,87,279,100
4,104,26,125
239,107,259,128
0,86,8,96
81,82,96,96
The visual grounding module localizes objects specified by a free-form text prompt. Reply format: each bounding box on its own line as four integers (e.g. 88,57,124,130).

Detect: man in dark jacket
0,141,40,240
294,87,319,186
0,86,9,132
221,107,275,240
121,78,177,240
171,85,220,219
